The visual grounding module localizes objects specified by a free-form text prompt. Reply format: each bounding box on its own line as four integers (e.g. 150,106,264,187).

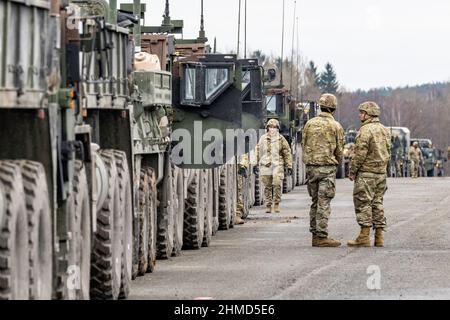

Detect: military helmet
358,101,380,117
318,93,338,110
266,118,280,129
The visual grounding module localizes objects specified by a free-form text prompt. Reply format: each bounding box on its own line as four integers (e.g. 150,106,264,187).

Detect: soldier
236,153,249,224
348,102,391,247
254,119,292,213
409,142,423,178
302,93,344,247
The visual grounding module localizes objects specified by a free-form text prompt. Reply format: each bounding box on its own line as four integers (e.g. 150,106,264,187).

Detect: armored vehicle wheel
295,156,301,186
14,161,53,300
240,174,250,220
228,164,237,229
113,152,133,299
202,170,213,247
218,166,231,230
172,166,184,257
212,168,220,235
0,161,29,300
282,174,290,193
183,170,205,249
254,170,264,206
62,160,91,300
146,169,158,273
90,150,123,300
157,161,175,259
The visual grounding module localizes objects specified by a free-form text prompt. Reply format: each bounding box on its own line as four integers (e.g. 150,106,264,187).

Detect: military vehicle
0,0,250,300
264,87,306,194
337,128,357,179
411,138,437,177
387,127,410,177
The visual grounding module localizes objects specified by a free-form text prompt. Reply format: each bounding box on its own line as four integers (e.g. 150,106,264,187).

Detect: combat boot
315,237,341,247
235,216,245,225
265,205,272,213
312,235,319,246
374,228,384,247
274,204,280,213
347,227,371,247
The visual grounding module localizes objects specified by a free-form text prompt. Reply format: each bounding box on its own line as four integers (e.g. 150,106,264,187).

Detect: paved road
130,178,450,300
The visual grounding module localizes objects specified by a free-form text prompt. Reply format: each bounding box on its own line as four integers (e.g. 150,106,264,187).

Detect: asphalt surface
129,177,450,300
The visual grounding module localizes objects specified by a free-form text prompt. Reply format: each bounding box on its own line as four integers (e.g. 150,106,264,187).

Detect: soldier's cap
358,101,380,117
318,93,337,110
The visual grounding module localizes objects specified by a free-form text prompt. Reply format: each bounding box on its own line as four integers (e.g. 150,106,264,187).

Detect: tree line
250,50,450,154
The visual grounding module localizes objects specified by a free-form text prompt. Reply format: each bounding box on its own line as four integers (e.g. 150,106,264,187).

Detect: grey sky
130,0,450,91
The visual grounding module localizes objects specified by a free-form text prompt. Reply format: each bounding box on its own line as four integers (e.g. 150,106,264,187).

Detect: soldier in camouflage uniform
255,119,292,213
236,153,249,224
409,142,423,178
348,102,391,247
302,93,344,247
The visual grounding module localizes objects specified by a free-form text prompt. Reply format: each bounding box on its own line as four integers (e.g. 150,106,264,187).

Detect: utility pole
237,0,241,57
280,0,285,86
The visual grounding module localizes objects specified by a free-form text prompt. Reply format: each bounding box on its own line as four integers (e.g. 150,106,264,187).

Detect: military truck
0,0,248,300
387,127,410,177
337,128,357,179
411,138,437,177
264,87,305,194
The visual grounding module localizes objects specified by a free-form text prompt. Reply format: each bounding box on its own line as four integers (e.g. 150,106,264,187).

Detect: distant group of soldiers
236,93,392,247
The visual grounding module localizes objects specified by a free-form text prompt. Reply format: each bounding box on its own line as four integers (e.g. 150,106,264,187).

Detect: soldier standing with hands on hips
348,102,391,247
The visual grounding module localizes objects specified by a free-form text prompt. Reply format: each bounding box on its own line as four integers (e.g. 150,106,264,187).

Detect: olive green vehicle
264,86,308,194
337,128,357,179
0,0,250,300
387,127,411,177
410,138,437,177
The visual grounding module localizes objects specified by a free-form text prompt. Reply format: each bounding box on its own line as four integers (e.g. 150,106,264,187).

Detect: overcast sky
126,0,450,91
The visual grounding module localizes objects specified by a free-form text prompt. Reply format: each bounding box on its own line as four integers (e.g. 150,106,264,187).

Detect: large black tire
229,165,237,229
218,166,231,230
202,170,213,247
157,160,175,259
183,170,205,249
113,152,133,299
240,174,250,220
14,161,53,300
295,156,301,186
146,169,158,273
254,169,263,206
90,150,123,300
62,160,91,300
172,166,184,256
212,168,220,235
137,169,149,275
0,161,29,300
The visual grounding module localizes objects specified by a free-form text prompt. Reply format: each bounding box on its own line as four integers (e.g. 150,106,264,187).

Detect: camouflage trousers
410,160,420,178
261,174,283,206
306,165,337,238
353,172,387,229
236,174,244,218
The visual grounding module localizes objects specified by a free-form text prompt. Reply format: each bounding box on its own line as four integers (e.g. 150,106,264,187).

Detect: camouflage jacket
349,117,391,175
408,146,423,161
301,112,344,166
256,132,292,169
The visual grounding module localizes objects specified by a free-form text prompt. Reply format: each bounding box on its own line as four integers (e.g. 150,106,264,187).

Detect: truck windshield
205,68,229,100
266,95,276,113
185,67,196,100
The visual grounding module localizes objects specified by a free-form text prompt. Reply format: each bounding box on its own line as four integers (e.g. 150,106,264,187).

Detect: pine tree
319,62,339,94
308,61,320,88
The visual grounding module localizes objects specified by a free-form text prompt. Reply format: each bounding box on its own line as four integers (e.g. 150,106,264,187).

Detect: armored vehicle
387,127,410,177
411,138,437,177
